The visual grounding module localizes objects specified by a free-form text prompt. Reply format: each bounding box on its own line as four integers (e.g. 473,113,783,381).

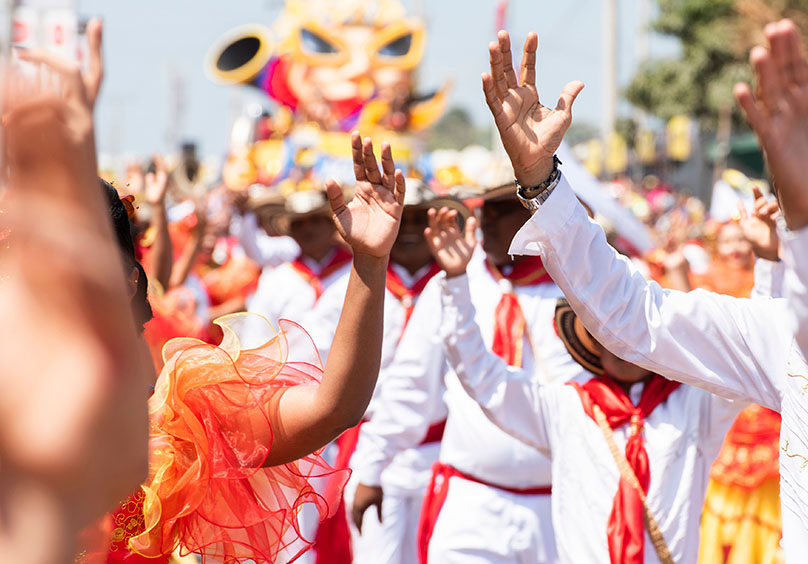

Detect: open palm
326,132,405,258
483,31,584,187
424,207,478,278
735,20,808,230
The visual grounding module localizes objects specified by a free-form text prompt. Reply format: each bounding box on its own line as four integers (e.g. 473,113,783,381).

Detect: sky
79,0,680,159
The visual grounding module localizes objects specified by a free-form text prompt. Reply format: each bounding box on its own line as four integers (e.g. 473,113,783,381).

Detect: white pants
427,477,558,564
349,487,423,564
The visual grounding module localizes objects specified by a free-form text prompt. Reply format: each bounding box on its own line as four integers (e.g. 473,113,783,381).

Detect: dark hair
102,179,153,332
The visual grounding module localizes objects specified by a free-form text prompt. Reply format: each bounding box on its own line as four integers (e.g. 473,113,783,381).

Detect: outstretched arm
425,207,552,452
482,29,789,408
0,20,148,564
264,133,405,466
733,20,808,355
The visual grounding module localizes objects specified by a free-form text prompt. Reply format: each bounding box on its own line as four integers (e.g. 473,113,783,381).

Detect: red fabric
263,57,300,110
289,248,353,302
104,491,169,564
311,421,365,564
419,419,447,446
417,462,551,564
385,262,442,330
568,375,681,564
486,257,554,367
130,316,350,563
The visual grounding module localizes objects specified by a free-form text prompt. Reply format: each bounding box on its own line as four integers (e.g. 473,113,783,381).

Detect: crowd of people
2,12,808,564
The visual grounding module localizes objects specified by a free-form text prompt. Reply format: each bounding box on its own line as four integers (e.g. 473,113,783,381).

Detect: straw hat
448,157,516,204
404,177,470,217
554,299,604,375
263,189,337,235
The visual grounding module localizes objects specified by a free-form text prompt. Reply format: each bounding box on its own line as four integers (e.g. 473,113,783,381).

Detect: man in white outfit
349,174,583,564
477,20,808,562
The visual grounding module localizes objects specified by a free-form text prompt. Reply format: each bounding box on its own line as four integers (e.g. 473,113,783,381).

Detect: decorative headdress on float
206,0,449,134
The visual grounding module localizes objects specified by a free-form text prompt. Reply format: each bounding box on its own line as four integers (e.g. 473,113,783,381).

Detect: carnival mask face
286,20,424,106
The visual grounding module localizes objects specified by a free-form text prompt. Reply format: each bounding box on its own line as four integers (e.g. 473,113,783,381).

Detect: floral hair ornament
120,194,138,221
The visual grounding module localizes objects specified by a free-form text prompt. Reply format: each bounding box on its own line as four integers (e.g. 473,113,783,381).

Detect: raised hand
145,155,170,206
0,35,148,560
738,186,781,261
482,30,584,187
424,206,478,278
734,19,808,230
326,132,405,258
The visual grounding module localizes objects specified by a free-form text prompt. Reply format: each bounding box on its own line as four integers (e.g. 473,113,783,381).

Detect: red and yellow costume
83,314,349,563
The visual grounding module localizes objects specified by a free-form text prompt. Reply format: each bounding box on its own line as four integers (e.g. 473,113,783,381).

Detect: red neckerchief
289,247,353,302
485,256,554,367
568,374,681,564
386,262,442,329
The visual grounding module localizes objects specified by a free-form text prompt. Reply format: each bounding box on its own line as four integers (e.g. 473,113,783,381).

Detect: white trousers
347,486,423,564
427,476,558,564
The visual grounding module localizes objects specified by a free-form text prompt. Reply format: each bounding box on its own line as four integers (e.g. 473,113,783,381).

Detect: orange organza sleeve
130,313,349,563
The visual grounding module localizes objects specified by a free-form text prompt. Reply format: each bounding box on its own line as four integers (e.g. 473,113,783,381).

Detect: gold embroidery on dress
787,372,808,394
782,440,808,469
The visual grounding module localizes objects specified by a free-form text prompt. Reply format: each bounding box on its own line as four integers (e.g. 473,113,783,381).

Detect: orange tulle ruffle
131,313,350,563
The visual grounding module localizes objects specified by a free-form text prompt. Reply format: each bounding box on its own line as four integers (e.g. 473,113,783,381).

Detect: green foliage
625,0,752,128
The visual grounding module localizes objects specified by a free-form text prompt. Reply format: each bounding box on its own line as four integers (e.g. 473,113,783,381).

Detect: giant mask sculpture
207,0,447,133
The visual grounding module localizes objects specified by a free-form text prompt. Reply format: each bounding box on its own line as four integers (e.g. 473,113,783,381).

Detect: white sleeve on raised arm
509,175,788,410
231,212,300,268
440,274,551,453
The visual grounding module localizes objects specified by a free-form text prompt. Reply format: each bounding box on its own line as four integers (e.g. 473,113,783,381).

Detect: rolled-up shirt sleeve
509,175,788,411
440,274,551,453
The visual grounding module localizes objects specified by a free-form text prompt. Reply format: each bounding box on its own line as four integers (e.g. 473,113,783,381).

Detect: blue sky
82,0,680,159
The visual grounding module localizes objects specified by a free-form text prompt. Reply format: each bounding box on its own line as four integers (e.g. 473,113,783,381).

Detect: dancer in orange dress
4,19,406,564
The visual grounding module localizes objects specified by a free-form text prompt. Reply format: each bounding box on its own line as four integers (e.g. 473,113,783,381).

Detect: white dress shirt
355,250,581,490
509,174,808,561
440,272,744,563
230,211,300,268
247,250,351,330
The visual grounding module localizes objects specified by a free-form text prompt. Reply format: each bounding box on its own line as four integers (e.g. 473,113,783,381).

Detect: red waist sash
416,462,551,563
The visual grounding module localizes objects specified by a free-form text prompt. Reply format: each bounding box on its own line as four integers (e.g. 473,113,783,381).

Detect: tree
626,0,808,128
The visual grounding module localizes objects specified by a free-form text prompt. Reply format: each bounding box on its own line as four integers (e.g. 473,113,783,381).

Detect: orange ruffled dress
130,313,350,563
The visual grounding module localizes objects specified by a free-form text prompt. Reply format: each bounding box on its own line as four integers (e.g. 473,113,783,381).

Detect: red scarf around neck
289,247,352,302
386,262,442,329
486,256,554,367
569,374,681,564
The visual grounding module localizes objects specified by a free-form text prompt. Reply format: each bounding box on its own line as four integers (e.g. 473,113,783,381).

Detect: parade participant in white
308,181,459,564
247,188,352,326
426,204,752,563
349,180,581,564
479,22,808,561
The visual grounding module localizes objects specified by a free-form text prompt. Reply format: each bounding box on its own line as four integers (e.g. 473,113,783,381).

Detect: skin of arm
168,210,204,288
143,162,173,290
262,133,405,466
0,21,148,564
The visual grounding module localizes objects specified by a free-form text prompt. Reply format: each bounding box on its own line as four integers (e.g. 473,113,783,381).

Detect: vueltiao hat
448,157,517,205
554,299,604,375
404,177,470,218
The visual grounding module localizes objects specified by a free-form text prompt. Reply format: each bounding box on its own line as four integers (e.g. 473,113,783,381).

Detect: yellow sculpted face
286,19,424,104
